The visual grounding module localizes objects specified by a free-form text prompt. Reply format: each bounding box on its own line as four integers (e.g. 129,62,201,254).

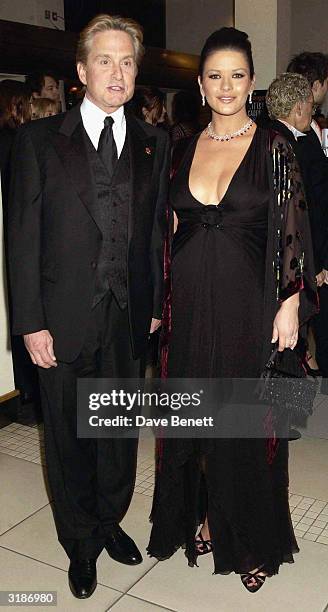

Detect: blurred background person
287,52,328,143
314,111,327,130
171,89,200,142
130,85,166,126
286,53,328,386
170,90,201,176
129,85,168,377
0,79,38,407
266,73,325,379
31,97,61,120
0,79,31,218
25,70,61,109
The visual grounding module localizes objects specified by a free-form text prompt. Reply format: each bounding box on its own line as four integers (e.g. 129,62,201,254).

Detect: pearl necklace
205,118,254,142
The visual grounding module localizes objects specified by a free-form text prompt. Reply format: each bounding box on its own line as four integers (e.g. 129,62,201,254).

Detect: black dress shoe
68,559,97,599
105,524,143,565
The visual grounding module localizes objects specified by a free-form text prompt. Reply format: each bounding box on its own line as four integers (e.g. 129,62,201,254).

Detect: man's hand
149,318,161,334
23,330,57,368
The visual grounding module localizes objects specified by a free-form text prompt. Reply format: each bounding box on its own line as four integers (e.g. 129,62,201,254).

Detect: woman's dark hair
0,79,31,129
130,86,165,124
199,27,254,79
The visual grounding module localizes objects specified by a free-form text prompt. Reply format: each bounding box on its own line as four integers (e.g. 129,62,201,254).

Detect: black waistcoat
83,130,130,309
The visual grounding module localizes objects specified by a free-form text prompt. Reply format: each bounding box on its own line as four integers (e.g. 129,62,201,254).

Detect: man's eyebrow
94,54,134,60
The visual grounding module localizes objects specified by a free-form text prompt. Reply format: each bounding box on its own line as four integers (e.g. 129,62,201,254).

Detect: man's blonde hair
266,72,312,119
76,14,145,66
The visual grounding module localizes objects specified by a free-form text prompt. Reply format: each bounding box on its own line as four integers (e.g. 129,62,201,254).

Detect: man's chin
103,96,127,110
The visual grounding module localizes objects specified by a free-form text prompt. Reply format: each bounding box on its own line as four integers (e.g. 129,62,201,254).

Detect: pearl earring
202,94,205,107
248,91,253,104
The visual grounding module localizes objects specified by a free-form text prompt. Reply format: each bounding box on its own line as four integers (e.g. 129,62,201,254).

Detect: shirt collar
278,119,306,140
80,95,125,129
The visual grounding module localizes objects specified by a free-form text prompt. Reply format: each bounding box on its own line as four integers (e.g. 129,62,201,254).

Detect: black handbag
258,345,318,420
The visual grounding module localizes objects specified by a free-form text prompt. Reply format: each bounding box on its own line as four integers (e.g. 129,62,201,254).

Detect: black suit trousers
38,291,143,560
313,285,328,377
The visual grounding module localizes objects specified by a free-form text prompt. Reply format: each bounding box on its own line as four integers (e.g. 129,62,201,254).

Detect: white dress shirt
278,119,306,141
80,95,126,157
311,119,322,144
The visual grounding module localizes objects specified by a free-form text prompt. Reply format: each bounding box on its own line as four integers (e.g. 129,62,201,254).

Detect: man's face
40,76,60,101
312,77,328,106
296,95,314,133
77,30,137,113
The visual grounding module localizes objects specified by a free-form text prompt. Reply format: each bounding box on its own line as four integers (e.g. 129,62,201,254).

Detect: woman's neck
210,111,251,135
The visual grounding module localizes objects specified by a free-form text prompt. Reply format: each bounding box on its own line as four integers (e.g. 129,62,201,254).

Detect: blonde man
267,72,328,383
9,14,170,599
266,72,314,136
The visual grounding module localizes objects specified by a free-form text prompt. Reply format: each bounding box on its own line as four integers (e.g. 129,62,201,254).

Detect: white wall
0,0,65,30
235,0,278,89
276,0,292,75
0,186,15,397
291,0,328,56
166,0,234,56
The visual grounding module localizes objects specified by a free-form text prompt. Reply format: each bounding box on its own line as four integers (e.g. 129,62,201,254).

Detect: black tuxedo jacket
269,119,328,273
8,104,170,361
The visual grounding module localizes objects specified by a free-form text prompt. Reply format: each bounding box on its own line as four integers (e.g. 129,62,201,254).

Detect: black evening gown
147,127,299,576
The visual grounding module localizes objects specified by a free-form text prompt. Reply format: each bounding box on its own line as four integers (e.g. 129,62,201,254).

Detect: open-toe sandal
195,532,213,556
240,565,267,593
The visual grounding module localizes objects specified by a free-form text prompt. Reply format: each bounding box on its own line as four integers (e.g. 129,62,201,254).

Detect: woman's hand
173,211,178,234
323,269,328,284
271,293,299,351
316,270,326,287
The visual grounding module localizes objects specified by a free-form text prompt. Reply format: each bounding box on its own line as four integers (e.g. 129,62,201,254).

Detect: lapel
125,113,156,240
50,106,157,240
50,104,102,234
269,120,299,155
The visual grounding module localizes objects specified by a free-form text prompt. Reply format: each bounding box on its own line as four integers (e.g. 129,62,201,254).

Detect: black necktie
97,115,118,181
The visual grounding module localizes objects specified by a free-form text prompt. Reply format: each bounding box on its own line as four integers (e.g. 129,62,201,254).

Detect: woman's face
199,48,254,118
143,101,165,126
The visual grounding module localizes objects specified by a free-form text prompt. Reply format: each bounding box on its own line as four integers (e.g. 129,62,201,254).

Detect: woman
130,86,166,126
171,90,200,142
0,80,31,202
0,79,37,405
147,28,317,592
31,97,61,120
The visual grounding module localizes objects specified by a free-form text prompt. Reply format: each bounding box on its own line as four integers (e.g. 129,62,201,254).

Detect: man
287,51,328,142
287,52,328,387
266,73,326,278
25,70,60,103
9,14,170,599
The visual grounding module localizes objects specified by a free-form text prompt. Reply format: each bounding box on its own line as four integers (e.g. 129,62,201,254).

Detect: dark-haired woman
0,80,37,405
147,28,317,592
171,90,201,142
130,86,166,126
0,80,31,193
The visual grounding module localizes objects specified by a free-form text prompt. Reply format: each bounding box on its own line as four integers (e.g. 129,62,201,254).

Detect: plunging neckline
188,127,257,208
